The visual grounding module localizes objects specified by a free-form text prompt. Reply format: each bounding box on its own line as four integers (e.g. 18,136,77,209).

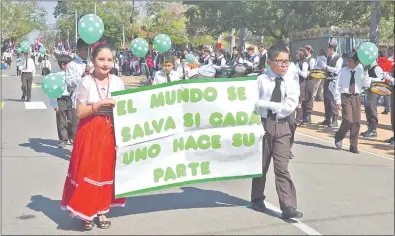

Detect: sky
27,1,56,43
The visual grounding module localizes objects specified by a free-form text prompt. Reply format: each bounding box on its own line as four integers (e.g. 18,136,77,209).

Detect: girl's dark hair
91,41,111,59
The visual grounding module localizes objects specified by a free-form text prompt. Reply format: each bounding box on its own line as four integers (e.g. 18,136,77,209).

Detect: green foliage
138,2,189,46
54,1,137,49
1,1,47,41
184,1,371,39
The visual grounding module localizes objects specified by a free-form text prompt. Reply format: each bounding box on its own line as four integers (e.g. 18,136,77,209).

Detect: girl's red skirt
61,115,126,222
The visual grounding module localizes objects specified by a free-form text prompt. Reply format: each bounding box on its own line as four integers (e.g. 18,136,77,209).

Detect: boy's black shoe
282,206,303,219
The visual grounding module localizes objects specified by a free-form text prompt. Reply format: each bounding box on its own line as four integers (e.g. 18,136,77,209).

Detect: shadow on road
26,187,288,231
294,140,335,150
2,98,24,102
19,138,71,161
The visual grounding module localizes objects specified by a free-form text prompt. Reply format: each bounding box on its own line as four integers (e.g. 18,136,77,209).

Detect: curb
312,110,392,131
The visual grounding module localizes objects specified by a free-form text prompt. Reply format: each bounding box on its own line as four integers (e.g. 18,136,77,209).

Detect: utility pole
75,10,78,44
131,0,135,40
122,25,125,49
370,0,380,46
230,28,235,52
94,3,97,14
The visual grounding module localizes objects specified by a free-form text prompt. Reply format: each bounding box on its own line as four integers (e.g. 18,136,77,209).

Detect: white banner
111,77,264,198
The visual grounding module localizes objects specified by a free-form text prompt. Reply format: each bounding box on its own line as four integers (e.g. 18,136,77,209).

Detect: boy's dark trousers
21,72,33,100
56,96,73,143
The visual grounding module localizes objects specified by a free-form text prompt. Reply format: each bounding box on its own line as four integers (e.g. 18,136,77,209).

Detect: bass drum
370,81,393,96
217,66,234,78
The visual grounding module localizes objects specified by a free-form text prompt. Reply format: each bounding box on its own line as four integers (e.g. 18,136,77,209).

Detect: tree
1,1,47,41
138,2,189,47
379,1,394,46
184,1,371,40
53,1,137,49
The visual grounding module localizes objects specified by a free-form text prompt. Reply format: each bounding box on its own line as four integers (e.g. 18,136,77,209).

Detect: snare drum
370,81,393,96
310,69,328,79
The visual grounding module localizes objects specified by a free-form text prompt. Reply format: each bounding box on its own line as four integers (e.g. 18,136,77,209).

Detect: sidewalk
312,101,392,131
120,75,145,88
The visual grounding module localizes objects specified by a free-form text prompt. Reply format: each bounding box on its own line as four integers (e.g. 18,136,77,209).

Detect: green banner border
111,77,257,96
115,173,262,198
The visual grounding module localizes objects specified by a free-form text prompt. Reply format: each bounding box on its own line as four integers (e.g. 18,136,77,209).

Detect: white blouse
72,74,125,109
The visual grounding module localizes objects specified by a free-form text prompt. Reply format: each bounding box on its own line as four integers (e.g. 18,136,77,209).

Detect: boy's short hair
77,38,89,49
57,54,73,68
267,42,289,61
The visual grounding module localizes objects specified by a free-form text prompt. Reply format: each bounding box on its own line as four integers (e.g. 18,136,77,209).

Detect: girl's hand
100,98,116,107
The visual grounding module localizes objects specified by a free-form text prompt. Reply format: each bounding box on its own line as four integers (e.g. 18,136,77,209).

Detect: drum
370,81,393,96
310,69,328,79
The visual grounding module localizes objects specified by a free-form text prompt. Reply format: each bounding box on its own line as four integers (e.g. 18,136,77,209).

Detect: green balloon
17,48,22,53
42,73,66,99
185,53,195,63
78,14,104,44
153,34,171,53
40,47,47,54
20,41,30,53
130,38,149,57
357,42,378,65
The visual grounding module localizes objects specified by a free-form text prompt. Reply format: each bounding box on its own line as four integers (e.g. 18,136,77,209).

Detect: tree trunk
370,0,380,46
239,28,246,52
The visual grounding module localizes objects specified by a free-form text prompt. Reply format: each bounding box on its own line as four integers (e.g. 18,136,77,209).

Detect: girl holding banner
60,41,126,230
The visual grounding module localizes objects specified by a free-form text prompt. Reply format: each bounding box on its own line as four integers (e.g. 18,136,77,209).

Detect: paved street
1,58,394,235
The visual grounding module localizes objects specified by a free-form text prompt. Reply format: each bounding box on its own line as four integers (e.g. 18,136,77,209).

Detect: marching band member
251,42,302,219
384,67,394,145
320,42,343,128
333,52,370,154
360,59,384,138
258,44,267,71
245,46,260,71
300,45,316,124
298,47,314,125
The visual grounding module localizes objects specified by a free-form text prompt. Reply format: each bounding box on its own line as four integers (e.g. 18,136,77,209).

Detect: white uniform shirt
21,56,36,75
177,65,191,80
40,59,52,71
152,70,179,85
333,65,371,104
255,70,300,119
65,55,91,94
325,53,343,79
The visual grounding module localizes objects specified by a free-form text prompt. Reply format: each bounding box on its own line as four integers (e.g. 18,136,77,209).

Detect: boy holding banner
252,42,303,219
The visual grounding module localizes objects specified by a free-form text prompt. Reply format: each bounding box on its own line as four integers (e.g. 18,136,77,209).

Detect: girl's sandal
97,214,111,229
83,221,94,231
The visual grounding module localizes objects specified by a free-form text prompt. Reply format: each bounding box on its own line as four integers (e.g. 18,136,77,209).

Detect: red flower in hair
92,41,106,52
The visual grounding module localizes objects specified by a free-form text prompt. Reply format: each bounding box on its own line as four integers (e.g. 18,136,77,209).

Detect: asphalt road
1,58,394,235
